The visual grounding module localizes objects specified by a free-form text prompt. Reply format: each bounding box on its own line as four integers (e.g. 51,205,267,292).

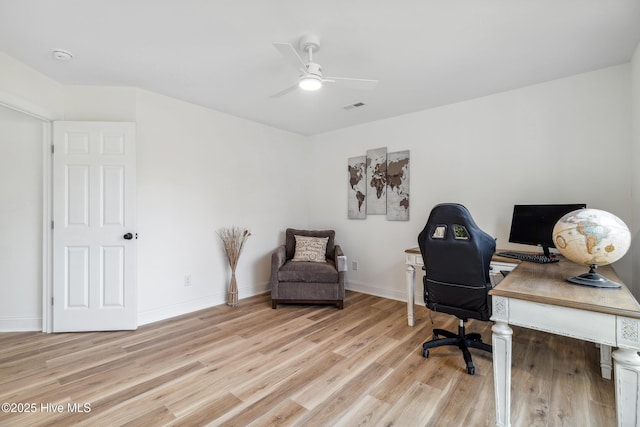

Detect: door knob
123,233,133,240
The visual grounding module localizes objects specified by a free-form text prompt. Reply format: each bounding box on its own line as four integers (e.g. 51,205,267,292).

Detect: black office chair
417,203,496,375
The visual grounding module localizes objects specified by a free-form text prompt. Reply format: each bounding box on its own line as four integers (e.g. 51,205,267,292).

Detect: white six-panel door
52,122,136,332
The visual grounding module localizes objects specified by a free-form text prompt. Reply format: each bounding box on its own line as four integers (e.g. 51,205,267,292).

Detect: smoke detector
52,49,73,61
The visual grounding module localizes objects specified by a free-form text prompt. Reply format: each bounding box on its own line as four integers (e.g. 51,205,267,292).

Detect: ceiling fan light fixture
299,76,322,91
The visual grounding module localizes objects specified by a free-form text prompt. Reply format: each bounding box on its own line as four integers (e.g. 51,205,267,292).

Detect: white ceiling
1,1,639,136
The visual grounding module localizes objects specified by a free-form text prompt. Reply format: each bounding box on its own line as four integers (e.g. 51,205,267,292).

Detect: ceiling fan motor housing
305,62,323,77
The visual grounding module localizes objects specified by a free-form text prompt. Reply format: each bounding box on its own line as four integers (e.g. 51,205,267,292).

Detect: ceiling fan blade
269,82,299,98
325,77,379,91
273,43,307,73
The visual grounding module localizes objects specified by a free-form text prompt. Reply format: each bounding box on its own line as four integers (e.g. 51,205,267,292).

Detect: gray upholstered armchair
270,229,347,309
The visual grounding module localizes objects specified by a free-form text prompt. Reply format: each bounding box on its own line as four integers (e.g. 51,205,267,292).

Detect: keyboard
496,251,559,264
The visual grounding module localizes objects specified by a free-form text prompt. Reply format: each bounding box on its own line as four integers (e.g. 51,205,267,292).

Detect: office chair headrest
418,202,495,266
425,203,479,231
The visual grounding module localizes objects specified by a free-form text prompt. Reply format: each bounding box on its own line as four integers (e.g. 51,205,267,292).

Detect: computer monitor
508,203,586,257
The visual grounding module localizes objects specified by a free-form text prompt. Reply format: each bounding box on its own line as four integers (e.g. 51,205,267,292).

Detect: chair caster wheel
422,349,429,358
467,366,475,375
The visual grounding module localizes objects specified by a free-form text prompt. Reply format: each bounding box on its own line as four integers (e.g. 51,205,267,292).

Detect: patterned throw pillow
291,235,328,262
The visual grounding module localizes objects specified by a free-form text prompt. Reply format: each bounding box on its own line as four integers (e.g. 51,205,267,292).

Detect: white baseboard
137,295,223,326
0,316,42,332
137,281,270,326
0,282,399,332
346,279,418,303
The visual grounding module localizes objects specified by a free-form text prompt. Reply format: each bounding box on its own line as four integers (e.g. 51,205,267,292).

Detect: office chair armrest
334,245,347,272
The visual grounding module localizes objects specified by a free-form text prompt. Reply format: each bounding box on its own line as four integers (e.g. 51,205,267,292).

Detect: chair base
271,299,343,309
421,320,491,375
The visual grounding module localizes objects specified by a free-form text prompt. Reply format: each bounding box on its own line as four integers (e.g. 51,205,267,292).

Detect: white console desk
404,247,640,427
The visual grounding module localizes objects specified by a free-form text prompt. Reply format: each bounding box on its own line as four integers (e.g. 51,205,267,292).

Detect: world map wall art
348,147,410,221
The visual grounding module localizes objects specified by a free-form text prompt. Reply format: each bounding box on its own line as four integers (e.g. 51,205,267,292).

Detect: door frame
0,91,55,332
42,123,53,333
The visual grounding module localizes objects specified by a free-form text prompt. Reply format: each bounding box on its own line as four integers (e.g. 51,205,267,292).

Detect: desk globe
552,208,631,288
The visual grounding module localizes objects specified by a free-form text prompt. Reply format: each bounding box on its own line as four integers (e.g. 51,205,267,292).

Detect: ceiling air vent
344,102,365,110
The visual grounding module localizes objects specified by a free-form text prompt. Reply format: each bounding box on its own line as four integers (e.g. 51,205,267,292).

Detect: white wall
0,105,45,330
64,85,137,121
632,42,640,295
308,65,635,300
0,52,63,119
133,89,309,323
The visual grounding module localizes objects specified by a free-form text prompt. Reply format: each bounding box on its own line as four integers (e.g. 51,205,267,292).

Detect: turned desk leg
406,265,415,326
612,348,640,427
492,320,513,427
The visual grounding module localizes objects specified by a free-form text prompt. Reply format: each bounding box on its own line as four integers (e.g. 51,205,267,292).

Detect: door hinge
51,145,54,154
51,297,54,306
51,220,54,230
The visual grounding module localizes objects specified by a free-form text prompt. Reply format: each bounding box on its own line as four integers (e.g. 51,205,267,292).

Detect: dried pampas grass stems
217,226,251,306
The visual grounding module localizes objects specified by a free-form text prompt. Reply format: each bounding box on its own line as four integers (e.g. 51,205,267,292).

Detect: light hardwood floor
0,291,614,426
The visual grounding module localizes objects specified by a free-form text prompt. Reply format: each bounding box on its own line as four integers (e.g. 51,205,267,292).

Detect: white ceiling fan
270,34,379,98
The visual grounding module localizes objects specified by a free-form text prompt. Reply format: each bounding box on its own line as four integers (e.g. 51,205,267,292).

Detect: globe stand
567,264,622,288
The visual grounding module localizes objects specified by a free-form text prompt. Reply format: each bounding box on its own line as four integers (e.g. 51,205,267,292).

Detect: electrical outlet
184,274,192,287
352,261,359,271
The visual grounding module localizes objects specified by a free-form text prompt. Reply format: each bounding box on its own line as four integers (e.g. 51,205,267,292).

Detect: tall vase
227,270,238,307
